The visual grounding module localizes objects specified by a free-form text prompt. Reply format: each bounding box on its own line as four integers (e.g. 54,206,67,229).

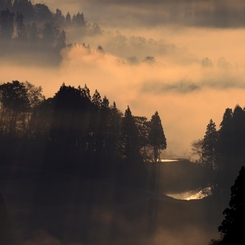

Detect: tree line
0,80,166,187
192,105,245,193
0,0,103,63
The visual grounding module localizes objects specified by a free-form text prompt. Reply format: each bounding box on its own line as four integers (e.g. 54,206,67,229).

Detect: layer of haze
2,0,245,156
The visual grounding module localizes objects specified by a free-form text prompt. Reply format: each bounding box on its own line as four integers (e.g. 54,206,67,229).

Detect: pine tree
121,106,140,161
219,108,233,159
232,105,245,163
0,9,15,40
218,166,245,244
148,111,166,162
202,119,218,170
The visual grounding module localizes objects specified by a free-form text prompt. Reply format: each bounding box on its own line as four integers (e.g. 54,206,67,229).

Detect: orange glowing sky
2,0,245,156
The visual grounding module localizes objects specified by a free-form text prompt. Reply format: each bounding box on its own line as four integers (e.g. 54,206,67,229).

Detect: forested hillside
0,81,168,188
192,105,245,194
1,2,245,245
0,0,102,65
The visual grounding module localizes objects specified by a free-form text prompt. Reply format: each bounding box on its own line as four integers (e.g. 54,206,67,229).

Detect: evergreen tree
232,105,245,163
12,0,34,21
218,166,245,244
41,22,55,48
81,84,91,101
121,106,140,161
105,101,122,166
15,11,26,40
218,108,235,190
72,12,85,26
34,3,52,23
0,9,15,40
65,12,71,25
202,119,218,170
92,89,102,109
28,98,53,141
54,8,65,26
49,84,82,146
134,116,151,161
148,111,166,162
218,108,234,159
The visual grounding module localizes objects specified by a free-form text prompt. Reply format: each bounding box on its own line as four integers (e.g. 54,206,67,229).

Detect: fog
2,24,245,155
2,2,244,245
39,0,245,28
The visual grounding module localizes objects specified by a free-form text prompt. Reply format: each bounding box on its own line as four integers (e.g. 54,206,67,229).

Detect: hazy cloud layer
2,28,245,156
42,0,245,28
2,1,245,155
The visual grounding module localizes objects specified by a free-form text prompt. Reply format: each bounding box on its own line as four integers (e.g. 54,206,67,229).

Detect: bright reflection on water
160,159,179,162
166,187,212,200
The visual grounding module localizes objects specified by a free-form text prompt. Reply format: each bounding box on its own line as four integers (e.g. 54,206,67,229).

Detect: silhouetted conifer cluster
193,105,245,193
0,0,103,64
0,81,167,188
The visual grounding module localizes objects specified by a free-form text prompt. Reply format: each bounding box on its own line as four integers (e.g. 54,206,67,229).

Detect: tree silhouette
218,108,233,159
121,106,140,162
0,9,15,41
34,3,52,23
202,119,218,170
15,12,26,40
217,166,245,244
12,0,34,21
148,111,166,162
54,8,65,26
65,12,71,25
232,105,245,163
191,138,204,161
134,116,151,161
201,119,219,191
0,81,31,137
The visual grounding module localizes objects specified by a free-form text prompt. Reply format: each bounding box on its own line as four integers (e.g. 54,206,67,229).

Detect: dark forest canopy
209,166,245,245
0,80,167,187
1,80,245,194
192,104,245,194
1,80,245,192
0,0,103,65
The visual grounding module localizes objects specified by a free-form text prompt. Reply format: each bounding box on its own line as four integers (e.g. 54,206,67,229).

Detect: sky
2,0,245,156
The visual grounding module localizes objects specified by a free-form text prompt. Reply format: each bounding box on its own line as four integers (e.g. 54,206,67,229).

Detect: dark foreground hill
0,164,229,245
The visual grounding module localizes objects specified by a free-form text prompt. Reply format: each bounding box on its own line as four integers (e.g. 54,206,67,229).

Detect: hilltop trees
0,81,168,186
0,81,167,186
121,107,141,162
0,9,15,41
202,119,218,170
193,105,245,193
0,81,44,137
0,80,168,187
0,0,106,65
149,111,167,162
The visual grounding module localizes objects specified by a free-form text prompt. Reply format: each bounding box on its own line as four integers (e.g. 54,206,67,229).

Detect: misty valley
0,80,243,245
1,1,245,245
